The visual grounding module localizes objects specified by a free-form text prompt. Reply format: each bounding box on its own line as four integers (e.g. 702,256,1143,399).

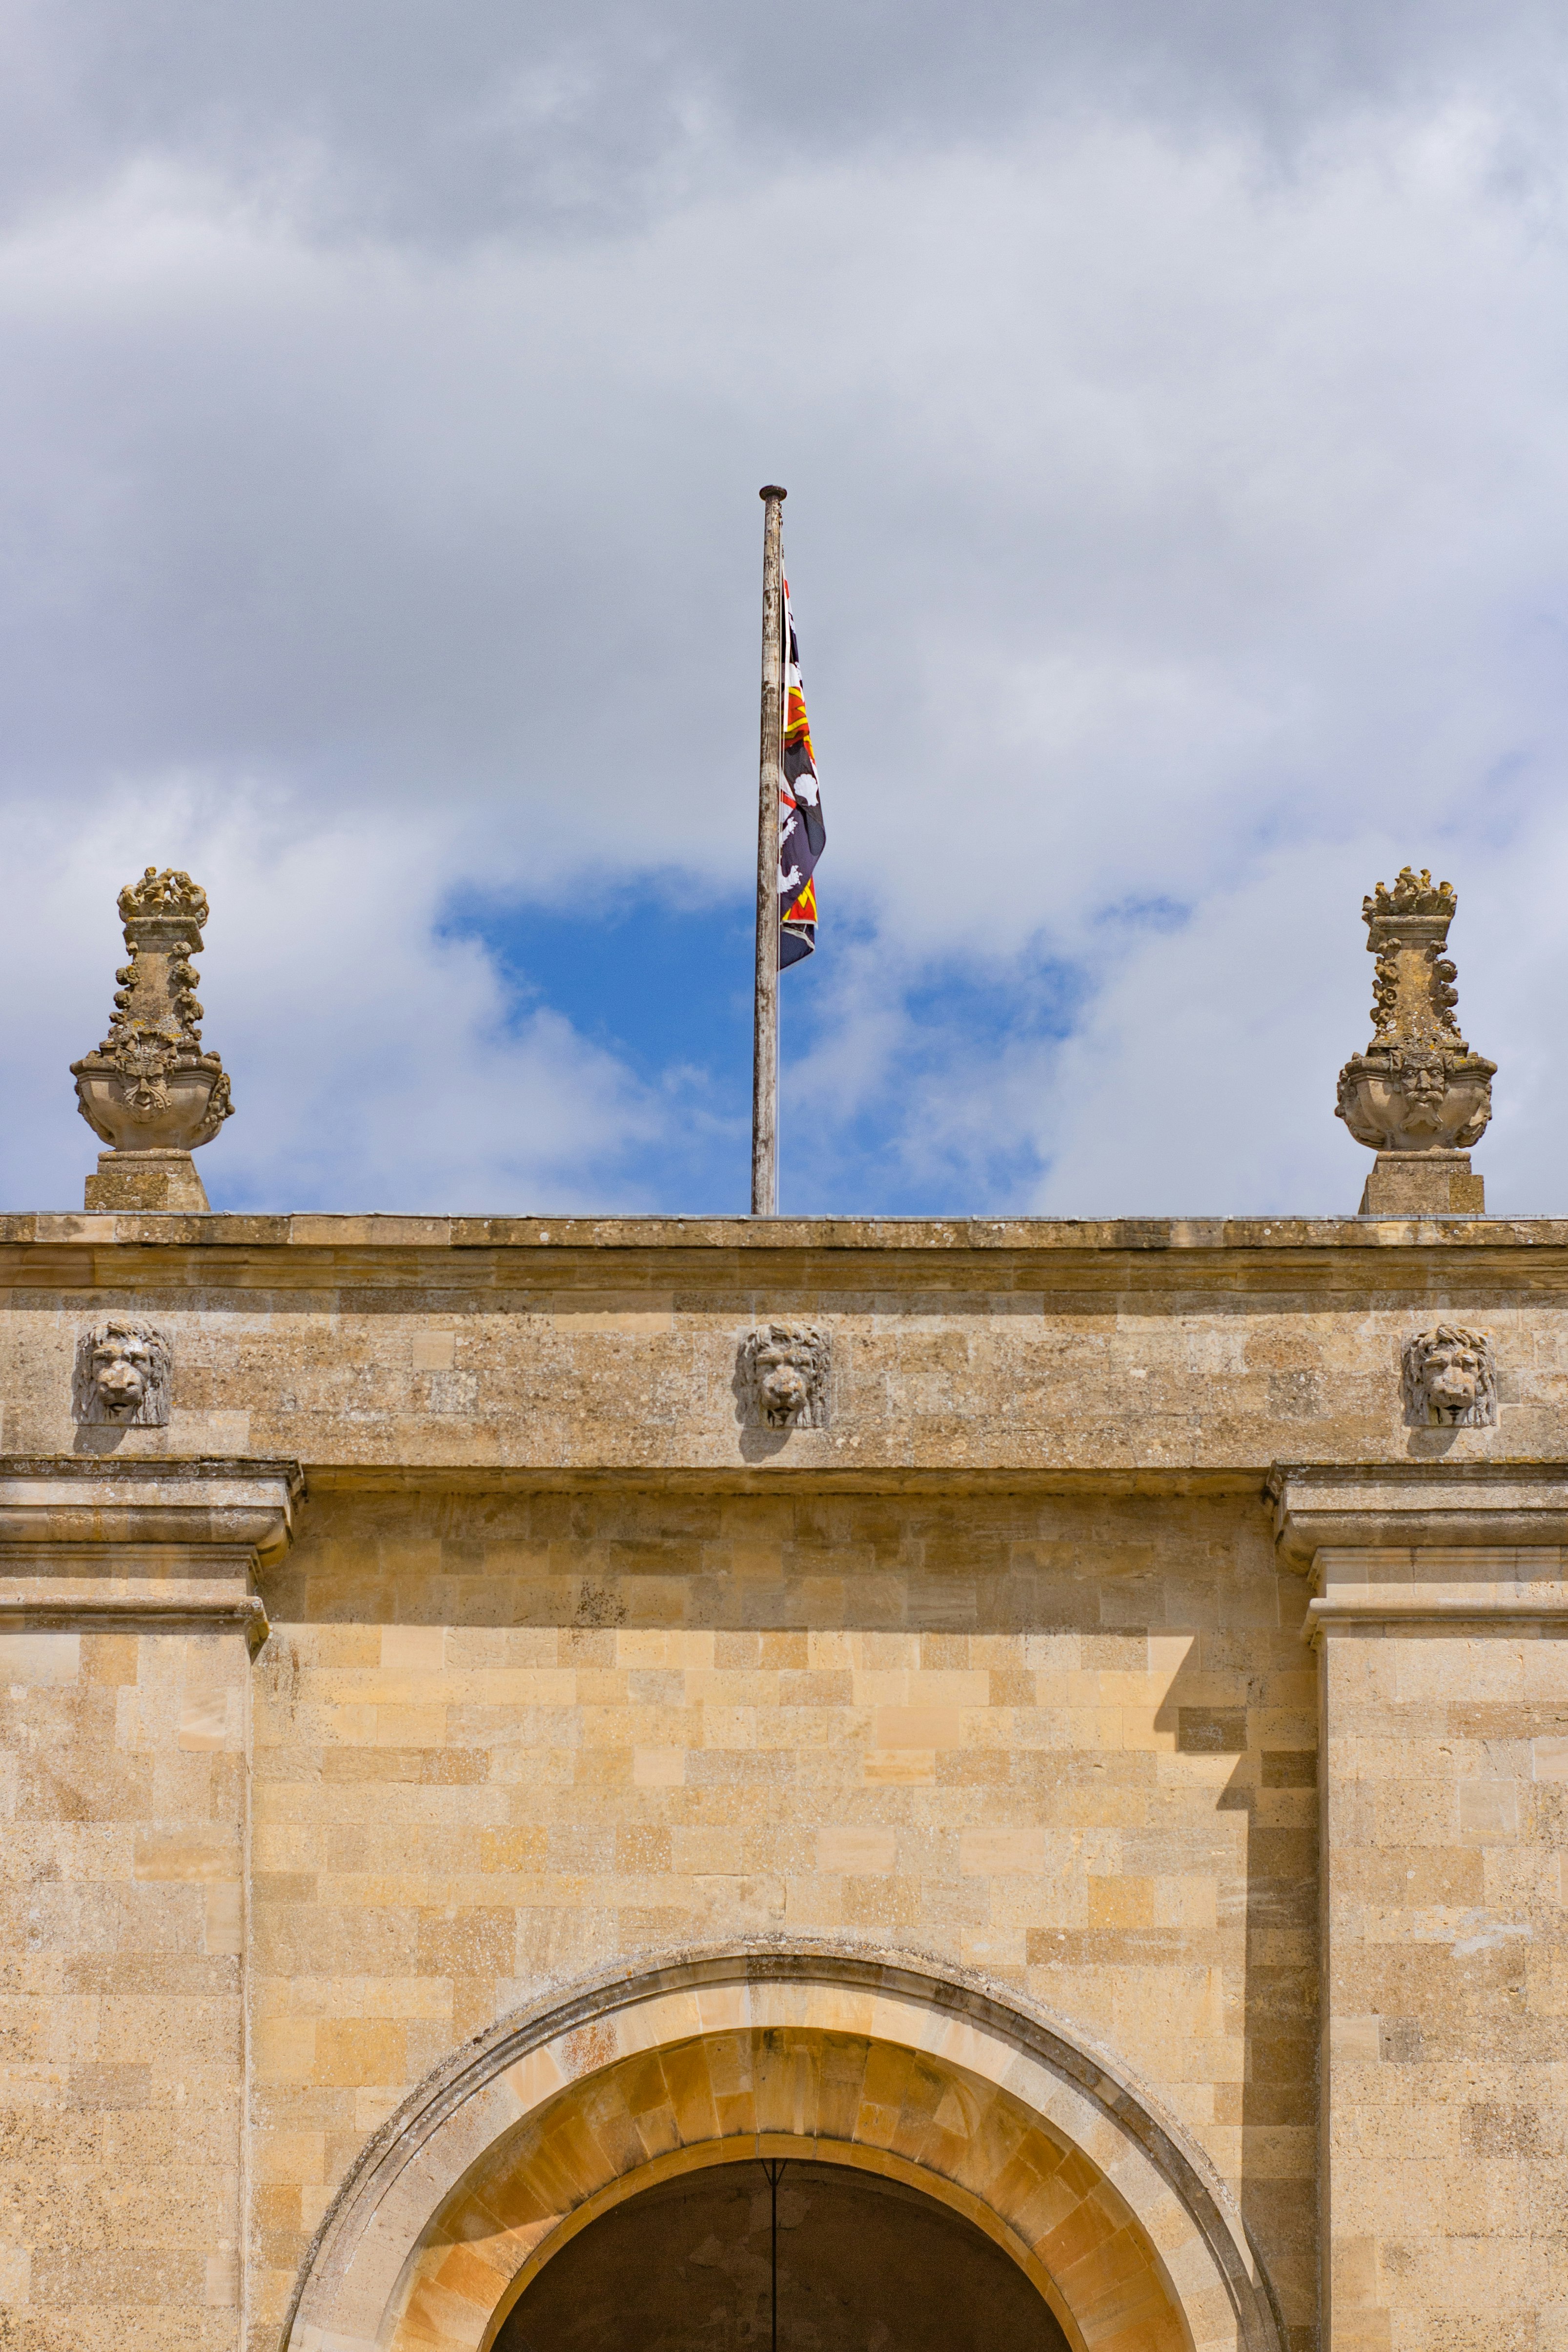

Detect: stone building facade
0,869,1561,2352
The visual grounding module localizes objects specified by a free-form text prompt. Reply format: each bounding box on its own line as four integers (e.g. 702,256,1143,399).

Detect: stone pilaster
0,1460,299,2352
1275,1464,1568,2352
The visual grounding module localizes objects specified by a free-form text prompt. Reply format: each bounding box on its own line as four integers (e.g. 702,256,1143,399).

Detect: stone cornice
1303,1592,1568,1642
3,1211,1564,1248
4,1209,1568,1258
0,1594,269,1640
1270,1461,1568,1565
4,1211,1568,1310
1307,1592,1568,1622
301,1463,1264,1499
0,1458,301,1642
1273,1462,1568,1641
0,1456,302,1561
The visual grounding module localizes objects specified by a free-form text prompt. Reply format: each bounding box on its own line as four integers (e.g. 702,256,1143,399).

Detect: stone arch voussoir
282,1946,1284,2352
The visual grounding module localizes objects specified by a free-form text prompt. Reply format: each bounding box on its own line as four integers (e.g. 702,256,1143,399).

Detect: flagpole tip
759,484,788,503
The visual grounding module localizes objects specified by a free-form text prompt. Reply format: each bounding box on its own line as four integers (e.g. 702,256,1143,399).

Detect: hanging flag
779,577,825,967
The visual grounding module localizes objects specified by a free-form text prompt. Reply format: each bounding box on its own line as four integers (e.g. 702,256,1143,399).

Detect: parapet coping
2,1209,1568,1252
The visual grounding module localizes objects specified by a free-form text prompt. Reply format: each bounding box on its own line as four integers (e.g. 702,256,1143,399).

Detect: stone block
1358,1152,1484,1216
84,1150,210,1213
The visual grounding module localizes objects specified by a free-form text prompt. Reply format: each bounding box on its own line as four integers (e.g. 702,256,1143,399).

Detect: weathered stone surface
1401,1320,1498,1427
740,1321,830,1427
2,1211,1568,1475
85,1149,212,1213
0,1211,1566,2352
1358,1149,1485,1216
0,1623,250,2352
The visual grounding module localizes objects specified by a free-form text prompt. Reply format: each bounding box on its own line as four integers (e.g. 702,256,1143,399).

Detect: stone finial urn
70,867,234,1212
1335,866,1494,1216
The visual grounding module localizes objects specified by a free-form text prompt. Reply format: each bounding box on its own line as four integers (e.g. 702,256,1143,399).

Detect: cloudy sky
3,0,1568,1217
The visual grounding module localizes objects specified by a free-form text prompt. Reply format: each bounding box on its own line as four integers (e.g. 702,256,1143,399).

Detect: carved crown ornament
1335,866,1495,1216
70,867,234,1213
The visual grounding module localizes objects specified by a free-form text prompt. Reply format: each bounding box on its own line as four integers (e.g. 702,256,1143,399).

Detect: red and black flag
779,577,825,967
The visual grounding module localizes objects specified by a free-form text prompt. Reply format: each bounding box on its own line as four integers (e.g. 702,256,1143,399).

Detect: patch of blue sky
444,881,1091,1217
443,878,754,1085
441,880,757,1211
779,947,1089,1217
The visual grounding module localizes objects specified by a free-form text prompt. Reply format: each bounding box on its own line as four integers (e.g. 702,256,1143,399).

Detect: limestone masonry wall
3,1215,1568,2352
253,1486,1314,2346
4,1213,1568,1470
1,1626,249,2352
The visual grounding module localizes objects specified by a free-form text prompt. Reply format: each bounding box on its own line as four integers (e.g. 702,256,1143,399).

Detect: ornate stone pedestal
71,867,233,1212
1336,868,1495,1217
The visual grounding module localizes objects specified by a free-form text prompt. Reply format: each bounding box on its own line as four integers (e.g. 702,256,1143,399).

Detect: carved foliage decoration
1401,1323,1498,1429
742,1323,830,1428
72,1318,173,1425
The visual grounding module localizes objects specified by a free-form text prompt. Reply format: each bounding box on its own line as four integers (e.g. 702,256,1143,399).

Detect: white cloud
0,788,665,1211
2,53,1568,1212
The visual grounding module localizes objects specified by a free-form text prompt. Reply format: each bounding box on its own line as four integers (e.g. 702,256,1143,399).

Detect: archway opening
308,1963,1266,2352
494,2155,1072,2352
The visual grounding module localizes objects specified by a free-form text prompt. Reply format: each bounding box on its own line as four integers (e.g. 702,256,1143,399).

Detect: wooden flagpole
752,485,787,1216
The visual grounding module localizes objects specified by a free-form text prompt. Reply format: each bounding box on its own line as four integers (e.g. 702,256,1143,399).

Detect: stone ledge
2,1210,1567,1255
0,1456,303,1569
304,1462,1266,1499
1304,1593,1568,1642
1271,1462,1568,1566
0,1593,269,1644
4,1214,1568,1312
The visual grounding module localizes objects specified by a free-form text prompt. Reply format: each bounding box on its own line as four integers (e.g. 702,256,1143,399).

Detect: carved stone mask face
92,1338,154,1420
757,1350,810,1423
1423,1344,1481,1413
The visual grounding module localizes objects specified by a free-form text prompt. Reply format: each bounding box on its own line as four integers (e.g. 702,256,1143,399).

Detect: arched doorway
496,2155,1071,2352
283,1948,1283,2352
